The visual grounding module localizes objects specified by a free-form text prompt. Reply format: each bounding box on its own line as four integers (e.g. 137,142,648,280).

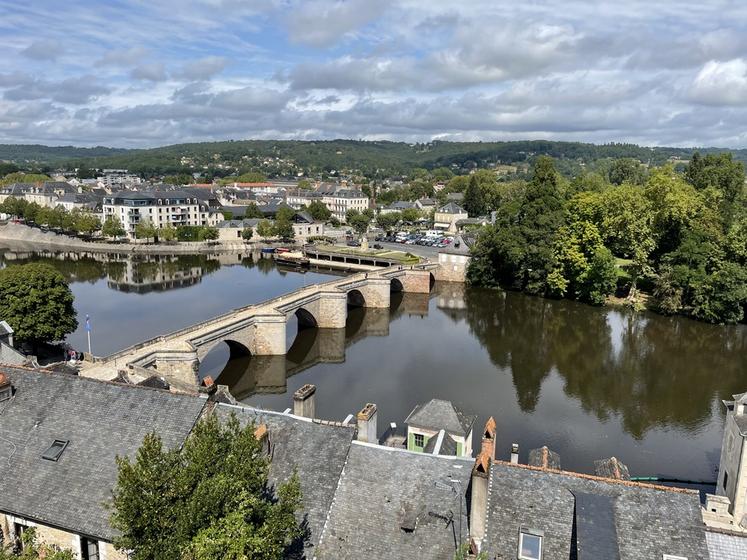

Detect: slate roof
0,366,207,541
705,530,747,560
0,320,13,336
482,461,709,560
594,456,631,480
213,404,355,556
422,430,458,456
315,443,473,559
405,399,476,436
436,202,467,215
528,446,562,470
439,235,471,256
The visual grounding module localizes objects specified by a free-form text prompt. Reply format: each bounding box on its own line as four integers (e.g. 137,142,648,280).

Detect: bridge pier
397,269,432,294
315,292,348,329
152,351,200,386
356,278,391,308
251,315,287,355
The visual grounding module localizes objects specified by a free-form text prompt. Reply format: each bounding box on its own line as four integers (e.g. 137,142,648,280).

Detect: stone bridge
81,264,437,384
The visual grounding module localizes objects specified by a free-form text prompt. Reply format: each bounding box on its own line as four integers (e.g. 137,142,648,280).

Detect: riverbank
0,222,279,255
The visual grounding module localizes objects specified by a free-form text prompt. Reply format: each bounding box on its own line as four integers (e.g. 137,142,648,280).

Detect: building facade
102,191,220,238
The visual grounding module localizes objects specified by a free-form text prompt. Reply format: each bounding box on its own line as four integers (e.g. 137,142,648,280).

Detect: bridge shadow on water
198,289,434,401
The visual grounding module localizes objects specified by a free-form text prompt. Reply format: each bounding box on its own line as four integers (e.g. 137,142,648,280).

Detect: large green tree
0,263,78,345
306,200,331,221
463,174,487,216
110,414,303,560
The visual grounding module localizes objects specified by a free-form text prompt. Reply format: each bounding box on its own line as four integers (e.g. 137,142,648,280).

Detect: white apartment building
97,169,142,188
285,189,369,223
102,191,220,238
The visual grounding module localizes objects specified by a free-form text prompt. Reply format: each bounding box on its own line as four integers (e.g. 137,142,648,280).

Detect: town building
102,191,221,238
404,398,475,457
0,364,738,560
434,202,469,232
379,201,418,215
436,235,472,282
285,188,369,223
97,170,141,188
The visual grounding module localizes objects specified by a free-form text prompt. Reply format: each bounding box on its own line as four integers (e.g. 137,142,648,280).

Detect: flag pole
86,315,92,356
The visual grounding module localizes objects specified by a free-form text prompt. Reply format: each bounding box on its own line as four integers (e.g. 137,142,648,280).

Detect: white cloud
20,39,64,61
131,63,168,82
285,0,392,47
690,59,747,106
175,56,228,81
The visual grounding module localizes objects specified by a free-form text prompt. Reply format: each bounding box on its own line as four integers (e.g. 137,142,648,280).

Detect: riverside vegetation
466,153,747,324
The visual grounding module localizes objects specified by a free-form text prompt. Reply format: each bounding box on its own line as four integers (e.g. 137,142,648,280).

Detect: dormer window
519,528,543,560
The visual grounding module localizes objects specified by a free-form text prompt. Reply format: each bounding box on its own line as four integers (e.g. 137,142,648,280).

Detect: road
375,241,440,261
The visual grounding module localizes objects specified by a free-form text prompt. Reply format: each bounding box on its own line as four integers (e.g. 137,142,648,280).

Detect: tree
329,216,341,227
159,225,177,242
102,216,126,239
608,158,646,186
241,227,253,241
74,212,101,236
257,219,274,240
348,213,371,237
0,528,76,560
199,227,219,241
307,200,331,221
0,263,78,346
297,179,312,190
376,212,400,230
400,208,420,223
463,175,487,216
243,203,265,219
345,208,360,223
110,414,303,560
273,218,295,241
135,220,157,241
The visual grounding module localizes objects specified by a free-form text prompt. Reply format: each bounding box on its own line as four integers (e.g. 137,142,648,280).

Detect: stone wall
434,253,471,283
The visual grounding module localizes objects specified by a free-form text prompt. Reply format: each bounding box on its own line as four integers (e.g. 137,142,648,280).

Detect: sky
1,0,747,148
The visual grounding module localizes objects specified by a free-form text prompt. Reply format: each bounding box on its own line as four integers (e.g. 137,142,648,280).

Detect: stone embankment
0,222,267,255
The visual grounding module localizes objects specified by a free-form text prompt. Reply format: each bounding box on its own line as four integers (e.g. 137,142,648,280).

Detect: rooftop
405,398,476,436
0,366,207,541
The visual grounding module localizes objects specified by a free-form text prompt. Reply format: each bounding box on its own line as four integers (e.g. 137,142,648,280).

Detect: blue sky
1,0,747,148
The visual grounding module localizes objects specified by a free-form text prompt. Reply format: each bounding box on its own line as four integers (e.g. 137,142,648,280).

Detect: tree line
467,153,747,324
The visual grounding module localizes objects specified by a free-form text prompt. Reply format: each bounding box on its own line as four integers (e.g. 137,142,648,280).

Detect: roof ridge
492,459,699,495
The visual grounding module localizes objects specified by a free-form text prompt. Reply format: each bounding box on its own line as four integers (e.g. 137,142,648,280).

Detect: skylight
662,556,687,560
42,440,69,462
519,528,543,560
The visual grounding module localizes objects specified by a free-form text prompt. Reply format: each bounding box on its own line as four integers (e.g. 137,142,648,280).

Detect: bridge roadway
79,264,437,385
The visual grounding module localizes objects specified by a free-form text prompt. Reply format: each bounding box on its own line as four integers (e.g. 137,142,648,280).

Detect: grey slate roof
214,404,355,555
594,456,631,480
405,399,476,436
528,446,562,470
436,202,467,214
0,366,207,541
315,443,472,560
706,530,747,560
422,430,458,456
482,462,709,560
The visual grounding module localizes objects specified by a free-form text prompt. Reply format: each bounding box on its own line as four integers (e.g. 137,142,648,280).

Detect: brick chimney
0,372,11,402
356,403,377,443
293,384,316,418
481,417,496,459
469,451,491,550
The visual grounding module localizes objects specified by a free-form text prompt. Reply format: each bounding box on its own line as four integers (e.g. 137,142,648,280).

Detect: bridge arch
391,278,404,293
347,289,366,308
294,307,318,329
198,338,252,381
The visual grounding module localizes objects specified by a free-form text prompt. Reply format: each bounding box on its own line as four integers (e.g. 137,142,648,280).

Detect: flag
85,315,92,333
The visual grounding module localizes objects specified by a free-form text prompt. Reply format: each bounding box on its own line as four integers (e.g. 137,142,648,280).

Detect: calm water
1,248,744,481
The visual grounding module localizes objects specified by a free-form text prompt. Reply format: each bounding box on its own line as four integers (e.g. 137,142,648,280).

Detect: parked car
347,240,361,247
373,243,383,249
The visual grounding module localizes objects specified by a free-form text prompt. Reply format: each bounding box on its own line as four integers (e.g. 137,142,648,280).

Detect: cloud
285,0,392,47
175,56,228,80
1,74,110,105
689,59,747,106
95,47,150,67
131,63,168,82
20,40,65,61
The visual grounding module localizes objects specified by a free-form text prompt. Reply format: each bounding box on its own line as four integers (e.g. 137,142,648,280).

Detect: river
1,248,744,482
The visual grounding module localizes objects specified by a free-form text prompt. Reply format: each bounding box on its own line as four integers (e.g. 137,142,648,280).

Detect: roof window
519,528,543,560
42,439,69,462
663,556,687,560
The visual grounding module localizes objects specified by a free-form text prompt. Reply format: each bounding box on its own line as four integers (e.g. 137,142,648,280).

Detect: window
81,537,100,560
519,528,543,560
414,433,424,448
42,439,69,462
723,471,729,490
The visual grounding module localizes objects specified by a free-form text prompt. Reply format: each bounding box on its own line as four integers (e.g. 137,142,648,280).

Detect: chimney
356,403,378,443
510,443,519,464
293,384,316,418
0,373,11,402
481,417,496,459
469,452,491,550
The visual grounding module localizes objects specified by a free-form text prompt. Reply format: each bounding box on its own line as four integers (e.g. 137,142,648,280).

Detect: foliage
110,414,304,560
241,227,254,241
243,203,265,219
463,174,487,216
454,543,487,560
159,225,178,242
256,220,274,240
273,218,295,240
0,172,51,186
348,213,371,236
134,219,157,240
306,200,331,221
102,216,126,238
0,528,76,560
176,225,218,241
0,263,78,344
376,212,400,230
